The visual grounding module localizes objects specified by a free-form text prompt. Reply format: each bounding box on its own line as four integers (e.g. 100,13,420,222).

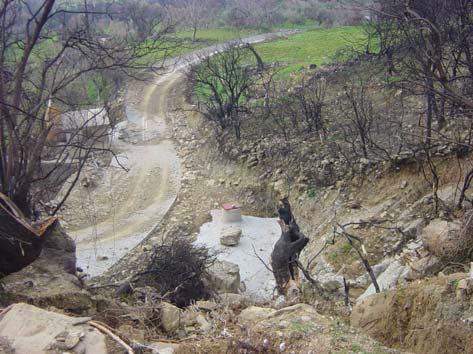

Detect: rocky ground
2,49,473,354
88,62,473,353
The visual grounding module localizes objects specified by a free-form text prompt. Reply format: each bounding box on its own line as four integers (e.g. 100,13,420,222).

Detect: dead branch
334,223,380,293
343,277,351,310
252,244,273,273
88,320,135,354
295,260,325,295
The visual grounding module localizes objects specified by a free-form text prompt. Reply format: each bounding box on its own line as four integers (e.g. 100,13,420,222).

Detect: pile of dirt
351,273,473,353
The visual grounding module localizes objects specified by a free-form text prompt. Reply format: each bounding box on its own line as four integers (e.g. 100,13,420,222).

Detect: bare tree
339,77,378,159
124,0,165,40
227,0,283,30
369,0,473,142
164,0,215,42
0,0,174,219
292,77,326,136
189,43,262,141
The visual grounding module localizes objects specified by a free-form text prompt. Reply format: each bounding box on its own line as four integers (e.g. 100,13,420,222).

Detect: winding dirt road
71,71,183,276
70,31,295,276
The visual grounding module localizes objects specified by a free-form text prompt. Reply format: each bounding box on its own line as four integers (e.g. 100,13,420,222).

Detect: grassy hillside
254,26,367,75
176,28,257,44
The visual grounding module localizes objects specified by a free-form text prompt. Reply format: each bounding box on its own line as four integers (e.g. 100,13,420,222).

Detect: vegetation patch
253,26,367,75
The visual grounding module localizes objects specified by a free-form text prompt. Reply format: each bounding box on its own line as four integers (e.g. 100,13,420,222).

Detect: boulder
422,218,464,261
405,255,442,280
0,223,93,313
319,274,344,293
217,293,251,308
160,302,181,333
207,260,241,293
0,303,106,354
220,228,242,246
237,306,276,323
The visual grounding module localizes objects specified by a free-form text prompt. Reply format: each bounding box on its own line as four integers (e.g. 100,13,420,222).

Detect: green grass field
253,26,367,75
140,27,259,63
176,28,257,43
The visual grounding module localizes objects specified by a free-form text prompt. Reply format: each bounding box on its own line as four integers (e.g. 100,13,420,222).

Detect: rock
405,255,442,280
357,260,409,301
401,218,426,239
271,303,318,318
237,306,276,323
207,260,241,293
247,157,259,167
220,228,242,246
150,342,180,354
96,255,109,261
319,274,344,293
400,180,408,189
0,303,106,354
0,224,93,313
273,179,287,196
347,200,361,209
436,184,462,206
406,240,422,251
194,313,211,333
66,332,83,349
180,310,211,334
217,293,251,308
422,219,463,261
195,300,218,312
160,302,181,333
118,325,145,342
455,278,473,300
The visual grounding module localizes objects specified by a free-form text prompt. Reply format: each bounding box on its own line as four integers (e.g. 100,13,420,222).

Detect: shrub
143,235,218,307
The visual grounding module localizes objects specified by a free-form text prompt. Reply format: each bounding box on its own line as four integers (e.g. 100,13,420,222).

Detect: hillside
1,1,473,354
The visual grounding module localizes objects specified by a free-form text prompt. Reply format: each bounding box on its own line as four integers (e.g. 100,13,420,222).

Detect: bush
142,235,218,307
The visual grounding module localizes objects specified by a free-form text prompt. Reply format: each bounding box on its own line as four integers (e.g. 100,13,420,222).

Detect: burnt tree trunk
0,193,56,277
272,199,309,295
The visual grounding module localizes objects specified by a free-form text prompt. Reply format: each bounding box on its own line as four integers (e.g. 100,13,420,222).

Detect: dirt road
71,71,183,277
70,31,295,277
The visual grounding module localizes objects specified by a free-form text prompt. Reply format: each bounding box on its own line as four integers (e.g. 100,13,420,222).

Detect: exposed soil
351,273,473,354
59,72,181,277
92,72,276,285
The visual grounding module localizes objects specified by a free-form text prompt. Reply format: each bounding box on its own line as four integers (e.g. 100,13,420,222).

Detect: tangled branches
141,236,218,307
